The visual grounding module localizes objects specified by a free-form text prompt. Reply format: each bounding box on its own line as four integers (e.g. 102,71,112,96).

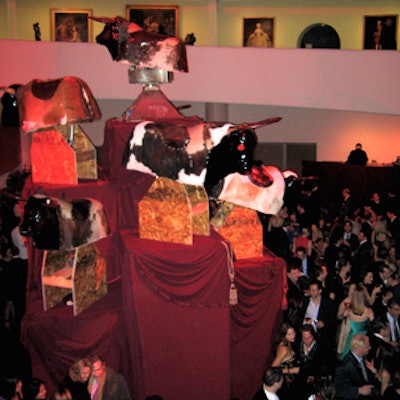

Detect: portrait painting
243,18,274,47
126,5,179,37
363,15,397,50
51,9,92,42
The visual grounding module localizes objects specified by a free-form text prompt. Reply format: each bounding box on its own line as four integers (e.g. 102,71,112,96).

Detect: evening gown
340,318,369,360
277,350,300,400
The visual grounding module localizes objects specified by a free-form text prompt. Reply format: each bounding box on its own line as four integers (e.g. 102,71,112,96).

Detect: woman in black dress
64,358,91,400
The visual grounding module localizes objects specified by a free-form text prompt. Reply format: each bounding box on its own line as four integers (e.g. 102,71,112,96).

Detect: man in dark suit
372,263,393,316
341,220,360,255
387,271,400,300
387,208,400,244
367,318,396,375
301,279,337,374
351,229,373,283
88,354,131,400
346,143,368,166
385,297,400,348
334,334,379,400
338,188,356,221
252,367,283,400
284,259,306,332
297,324,330,399
294,246,316,281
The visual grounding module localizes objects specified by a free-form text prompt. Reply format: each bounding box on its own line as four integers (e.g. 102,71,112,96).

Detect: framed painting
363,15,397,50
126,5,179,37
243,17,274,47
51,9,92,42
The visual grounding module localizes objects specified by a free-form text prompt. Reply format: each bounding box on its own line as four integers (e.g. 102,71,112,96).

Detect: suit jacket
342,232,360,254
298,339,328,379
297,339,331,398
64,375,90,400
339,196,355,220
353,240,373,263
88,367,131,400
388,216,400,242
351,240,374,280
389,283,400,301
302,295,338,373
252,387,269,400
302,296,337,342
347,149,368,166
334,352,378,400
302,256,316,280
285,278,305,331
367,333,396,373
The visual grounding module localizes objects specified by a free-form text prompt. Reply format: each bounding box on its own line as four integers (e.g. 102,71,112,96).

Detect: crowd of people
256,185,400,400
0,354,132,400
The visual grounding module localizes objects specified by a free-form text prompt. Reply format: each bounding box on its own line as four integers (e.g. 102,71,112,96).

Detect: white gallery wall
1,39,399,168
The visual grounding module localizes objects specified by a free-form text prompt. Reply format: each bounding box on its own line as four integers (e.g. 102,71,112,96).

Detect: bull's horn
238,117,282,130
89,16,117,24
283,170,298,179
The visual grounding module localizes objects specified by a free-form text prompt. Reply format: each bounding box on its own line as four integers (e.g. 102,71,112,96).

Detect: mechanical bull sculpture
122,117,297,216
91,16,188,74
122,118,269,186
17,76,101,133
20,195,110,251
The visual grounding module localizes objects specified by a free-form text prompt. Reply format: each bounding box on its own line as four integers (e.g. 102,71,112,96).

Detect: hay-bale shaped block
31,125,97,185
139,177,209,245
184,183,210,237
211,202,263,259
41,242,107,316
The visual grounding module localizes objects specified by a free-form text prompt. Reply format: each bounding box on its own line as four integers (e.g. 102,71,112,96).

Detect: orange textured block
211,202,263,260
30,125,97,185
31,129,78,185
139,177,209,245
41,243,107,316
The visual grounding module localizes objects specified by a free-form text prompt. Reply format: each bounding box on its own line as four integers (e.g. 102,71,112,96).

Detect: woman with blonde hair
63,357,91,400
338,285,374,360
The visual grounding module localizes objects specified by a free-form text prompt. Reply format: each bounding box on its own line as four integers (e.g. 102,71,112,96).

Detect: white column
6,0,17,39
205,102,228,122
208,0,219,46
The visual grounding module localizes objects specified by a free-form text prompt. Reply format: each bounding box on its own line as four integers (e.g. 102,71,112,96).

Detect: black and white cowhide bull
122,117,281,188
20,195,110,251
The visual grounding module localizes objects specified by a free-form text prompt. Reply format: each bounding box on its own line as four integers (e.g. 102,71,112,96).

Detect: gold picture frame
126,5,179,37
363,15,398,50
243,17,274,47
50,9,92,42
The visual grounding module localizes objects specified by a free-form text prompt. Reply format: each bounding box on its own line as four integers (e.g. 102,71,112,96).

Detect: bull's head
204,117,281,198
204,128,257,199
20,195,60,250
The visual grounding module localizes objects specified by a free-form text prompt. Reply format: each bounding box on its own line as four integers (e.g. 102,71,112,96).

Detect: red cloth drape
101,118,139,180
231,253,285,400
122,230,232,307
120,230,232,400
0,126,21,174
